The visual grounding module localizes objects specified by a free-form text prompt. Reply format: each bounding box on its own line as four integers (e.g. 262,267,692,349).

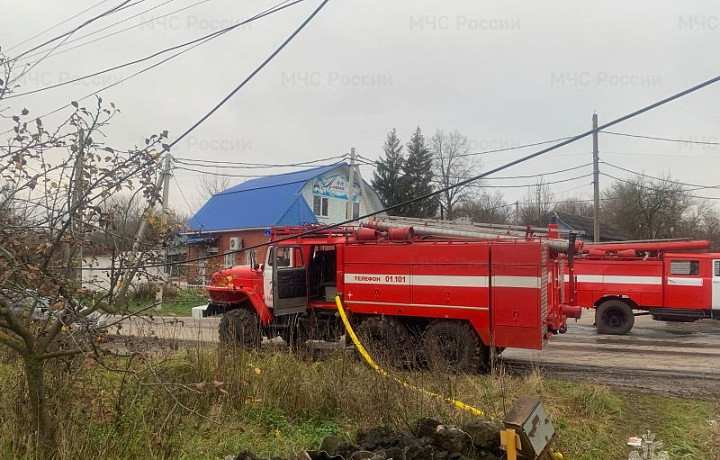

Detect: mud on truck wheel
218,308,262,348
355,316,416,369
595,299,635,335
422,320,488,373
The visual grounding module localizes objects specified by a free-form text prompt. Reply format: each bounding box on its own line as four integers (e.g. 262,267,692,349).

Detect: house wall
186,228,269,285
300,165,384,224
82,254,165,292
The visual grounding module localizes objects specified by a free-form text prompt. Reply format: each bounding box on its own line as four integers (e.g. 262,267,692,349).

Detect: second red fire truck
569,239,720,334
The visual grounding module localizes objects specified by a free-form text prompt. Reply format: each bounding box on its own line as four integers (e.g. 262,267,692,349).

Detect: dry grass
0,340,716,459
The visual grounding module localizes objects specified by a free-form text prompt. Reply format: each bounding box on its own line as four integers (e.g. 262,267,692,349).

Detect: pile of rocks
227,417,505,460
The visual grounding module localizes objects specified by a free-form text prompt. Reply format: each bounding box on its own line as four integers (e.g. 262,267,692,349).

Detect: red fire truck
205,218,581,372
569,240,720,334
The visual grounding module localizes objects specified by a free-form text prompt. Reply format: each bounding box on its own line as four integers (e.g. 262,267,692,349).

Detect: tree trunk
24,356,56,458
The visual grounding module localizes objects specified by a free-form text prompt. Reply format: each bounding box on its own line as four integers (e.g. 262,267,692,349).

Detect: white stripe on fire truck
344,300,489,311
492,276,541,289
564,274,662,285
667,277,703,286
343,273,541,289
343,274,489,287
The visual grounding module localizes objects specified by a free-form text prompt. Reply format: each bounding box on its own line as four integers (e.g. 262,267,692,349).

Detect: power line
10,0,136,63
5,0,304,99
460,135,576,157
602,130,720,145
173,154,345,169
21,0,213,63
479,163,591,180
600,161,720,191
600,172,720,200
358,135,580,163
601,150,719,158
165,0,331,152
471,173,593,189
0,32,215,139
174,166,267,179
171,173,196,215
0,0,303,139
4,0,112,53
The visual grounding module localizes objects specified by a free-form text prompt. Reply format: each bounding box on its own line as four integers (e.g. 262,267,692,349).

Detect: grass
128,285,208,317
0,346,717,459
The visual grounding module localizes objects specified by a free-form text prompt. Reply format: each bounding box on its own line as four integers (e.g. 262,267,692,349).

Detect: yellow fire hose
334,295,488,417
334,295,566,460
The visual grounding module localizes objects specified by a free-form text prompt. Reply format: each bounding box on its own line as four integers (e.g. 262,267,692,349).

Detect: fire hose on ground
334,295,566,460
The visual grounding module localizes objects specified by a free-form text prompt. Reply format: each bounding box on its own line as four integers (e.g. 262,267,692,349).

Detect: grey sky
2,0,719,216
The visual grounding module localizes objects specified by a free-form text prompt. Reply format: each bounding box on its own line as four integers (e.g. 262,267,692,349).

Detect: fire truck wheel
595,300,635,335
218,308,262,348
422,321,487,373
355,316,414,369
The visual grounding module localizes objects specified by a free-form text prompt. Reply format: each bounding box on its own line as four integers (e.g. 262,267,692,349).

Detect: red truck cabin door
271,245,308,316
713,260,720,310
664,257,705,310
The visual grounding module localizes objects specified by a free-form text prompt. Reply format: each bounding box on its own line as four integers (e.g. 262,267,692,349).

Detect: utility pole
592,113,600,242
346,148,356,219
351,149,372,218
536,181,542,224
155,154,172,311
115,153,171,306
161,154,171,211
71,128,85,285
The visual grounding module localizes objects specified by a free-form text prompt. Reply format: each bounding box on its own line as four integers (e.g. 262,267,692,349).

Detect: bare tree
454,190,512,224
196,171,232,205
0,86,172,456
430,130,477,220
517,179,555,226
553,196,594,217
602,173,693,239
693,202,720,251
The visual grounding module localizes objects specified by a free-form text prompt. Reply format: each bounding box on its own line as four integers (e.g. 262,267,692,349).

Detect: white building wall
299,165,385,224
82,254,166,292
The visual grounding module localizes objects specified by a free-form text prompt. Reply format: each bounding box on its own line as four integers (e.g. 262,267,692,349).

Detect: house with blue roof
184,162,385,283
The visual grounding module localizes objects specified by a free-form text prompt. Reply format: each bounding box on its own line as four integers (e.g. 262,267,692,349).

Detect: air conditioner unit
229,237,243,250
207,247,219,254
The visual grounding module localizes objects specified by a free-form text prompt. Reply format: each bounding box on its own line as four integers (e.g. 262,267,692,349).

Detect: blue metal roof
187,163,343,231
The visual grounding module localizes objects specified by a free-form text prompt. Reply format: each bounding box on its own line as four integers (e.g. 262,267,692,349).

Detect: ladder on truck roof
362,216,577,253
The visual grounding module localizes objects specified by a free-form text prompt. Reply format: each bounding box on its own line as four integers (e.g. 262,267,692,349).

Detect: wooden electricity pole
155,154,173,310
71,128,85,285
592,113,600,242
346,148,357,219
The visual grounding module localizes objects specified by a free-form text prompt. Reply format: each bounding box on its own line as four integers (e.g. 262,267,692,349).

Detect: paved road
105,314,221,342
500,313,720,397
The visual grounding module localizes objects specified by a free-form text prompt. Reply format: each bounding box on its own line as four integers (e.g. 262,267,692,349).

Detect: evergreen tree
402,127,437,217
372,129,406,215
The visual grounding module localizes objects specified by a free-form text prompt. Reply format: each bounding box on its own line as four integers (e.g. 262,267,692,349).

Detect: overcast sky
2,0,719,216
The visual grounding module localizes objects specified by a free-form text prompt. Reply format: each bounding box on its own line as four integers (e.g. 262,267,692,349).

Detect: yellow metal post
500,428,521,460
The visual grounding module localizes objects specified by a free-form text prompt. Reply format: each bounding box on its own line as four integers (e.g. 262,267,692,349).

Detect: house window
715,261,720,277
313,195,329,217
224,252,236,268
669,260,699,276
352,201,360,219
